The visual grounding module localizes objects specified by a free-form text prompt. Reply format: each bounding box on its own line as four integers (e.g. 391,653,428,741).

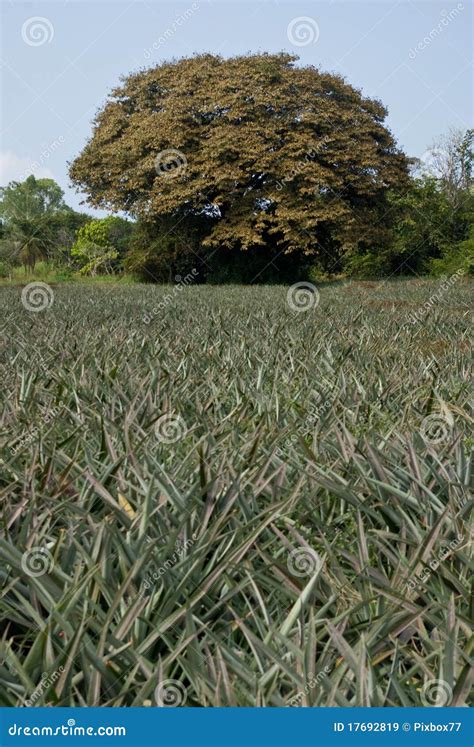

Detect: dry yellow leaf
118,493,136,519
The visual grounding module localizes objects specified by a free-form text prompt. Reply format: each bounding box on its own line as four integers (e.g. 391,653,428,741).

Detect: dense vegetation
0,280,472,706
0,55,472,283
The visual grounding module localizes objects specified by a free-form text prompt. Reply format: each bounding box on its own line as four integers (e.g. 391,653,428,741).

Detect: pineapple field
0,279,472,708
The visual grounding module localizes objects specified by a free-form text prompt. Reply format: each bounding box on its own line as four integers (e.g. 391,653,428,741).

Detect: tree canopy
0,175,69,225
70,53,409,268
0,176,92,274
0,176,72,270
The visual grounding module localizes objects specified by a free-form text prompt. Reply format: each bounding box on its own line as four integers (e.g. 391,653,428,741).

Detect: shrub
430,223,474,276
0,259,12,278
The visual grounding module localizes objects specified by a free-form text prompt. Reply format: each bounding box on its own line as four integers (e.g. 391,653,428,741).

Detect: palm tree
0,175,69,272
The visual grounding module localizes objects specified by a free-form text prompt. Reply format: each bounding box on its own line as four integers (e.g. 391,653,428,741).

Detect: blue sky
1,0,472,214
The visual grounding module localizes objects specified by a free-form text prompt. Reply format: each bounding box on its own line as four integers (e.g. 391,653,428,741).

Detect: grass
0,262,138,285
0,279,472,707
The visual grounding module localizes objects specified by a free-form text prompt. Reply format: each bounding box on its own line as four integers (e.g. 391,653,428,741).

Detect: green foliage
0,260,12,278
0,175,68,221
343,169,473,278
0,177,63,269
343,249,389,278
48,210,90,267
457,128,473,190
0,176,88,272
0,239,15,277
391,177,460,269
105,216,135,259
71,216,134,275
71,241,118,276
430,221,474,276
0,281,471,706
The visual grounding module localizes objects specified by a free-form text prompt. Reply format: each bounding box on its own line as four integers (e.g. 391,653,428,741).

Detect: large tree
70,53,409,270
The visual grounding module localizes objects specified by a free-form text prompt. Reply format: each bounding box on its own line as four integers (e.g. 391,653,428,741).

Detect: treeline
0,54,472,283
0,144,471,283
0,177,132,280
125,129,473,282
67,54,473,282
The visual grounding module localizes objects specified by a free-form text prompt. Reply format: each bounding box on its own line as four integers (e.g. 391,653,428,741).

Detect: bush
0,260,12,278
71,216,133,275
343,249,391,279
430,223,474,276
